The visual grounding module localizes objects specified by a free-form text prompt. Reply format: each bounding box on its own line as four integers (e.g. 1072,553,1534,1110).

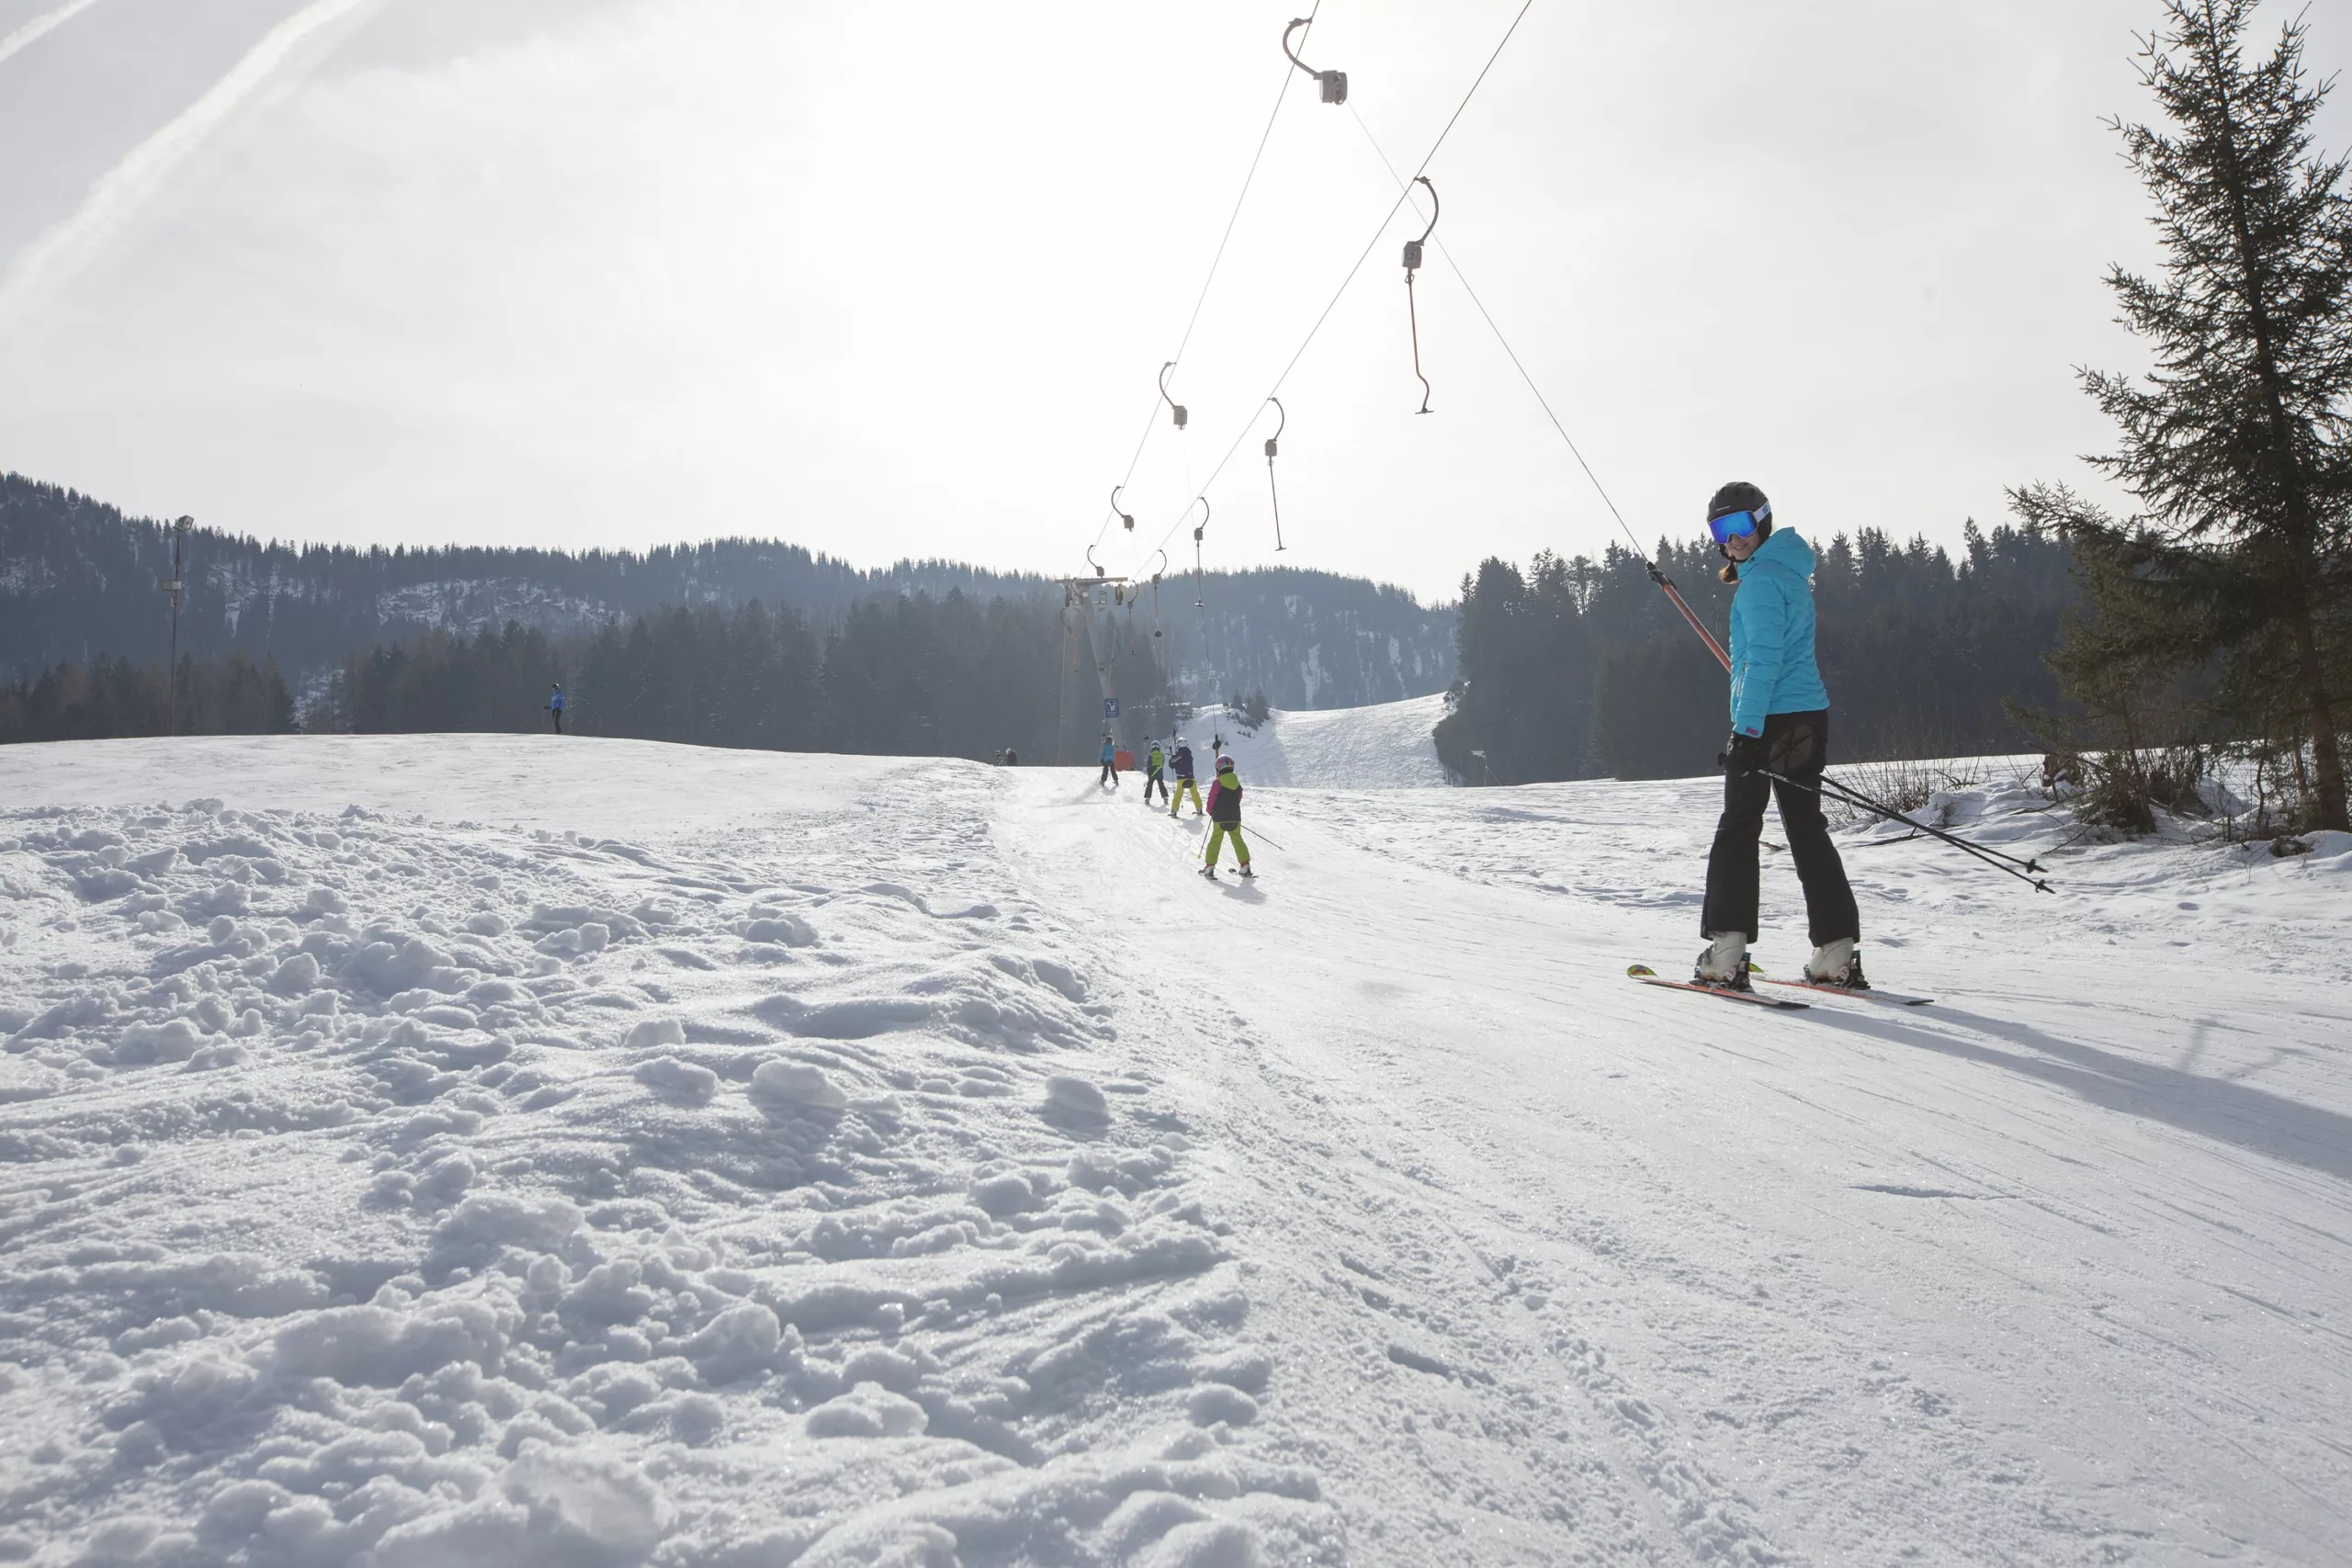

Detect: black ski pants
1099,761,1117,786
1144,769,1168,803
1702,709,1858,945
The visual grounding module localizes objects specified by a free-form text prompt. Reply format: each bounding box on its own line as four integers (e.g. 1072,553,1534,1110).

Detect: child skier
547,683,566,734
1693,482,1862,991
1201,755,1253,879
1167,739,1202,818
1099,734,1118,789
1143,739,1169,806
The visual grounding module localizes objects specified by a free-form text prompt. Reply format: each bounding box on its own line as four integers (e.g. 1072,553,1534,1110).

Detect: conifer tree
2011,0,2352,829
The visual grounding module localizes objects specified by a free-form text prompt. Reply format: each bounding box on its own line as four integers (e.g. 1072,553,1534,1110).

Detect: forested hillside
0,474,1452,709
1436,521,2080,781
324,591,1187,765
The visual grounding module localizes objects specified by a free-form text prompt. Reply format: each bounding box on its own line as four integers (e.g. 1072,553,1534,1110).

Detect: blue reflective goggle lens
1707,508,1763,545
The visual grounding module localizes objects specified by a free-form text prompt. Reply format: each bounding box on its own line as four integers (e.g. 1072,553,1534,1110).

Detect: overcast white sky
2,0,2346,602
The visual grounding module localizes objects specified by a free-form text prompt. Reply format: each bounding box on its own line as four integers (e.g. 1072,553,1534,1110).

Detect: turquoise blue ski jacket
1726,527,1830,737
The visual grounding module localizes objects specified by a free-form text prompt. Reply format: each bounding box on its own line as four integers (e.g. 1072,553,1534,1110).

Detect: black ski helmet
1707,480,1770,581
1706,480,1771,539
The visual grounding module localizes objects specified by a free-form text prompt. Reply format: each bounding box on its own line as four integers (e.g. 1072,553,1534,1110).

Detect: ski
1625,964,1808,1010
1747,964,1932,1007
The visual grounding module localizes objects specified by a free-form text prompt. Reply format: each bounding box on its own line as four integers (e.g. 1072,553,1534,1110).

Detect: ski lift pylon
1403,175,1439,414
1283,17,1346,104
1262,397,1287,552
1159,362,1187,430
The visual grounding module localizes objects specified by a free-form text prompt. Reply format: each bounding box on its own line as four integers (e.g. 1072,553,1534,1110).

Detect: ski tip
1625,964,1657,977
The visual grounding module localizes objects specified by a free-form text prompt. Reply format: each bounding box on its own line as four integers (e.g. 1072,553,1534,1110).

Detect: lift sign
1102,698,1120,719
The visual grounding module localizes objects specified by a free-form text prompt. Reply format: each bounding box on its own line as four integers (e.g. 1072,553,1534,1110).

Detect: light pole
165,516,191,734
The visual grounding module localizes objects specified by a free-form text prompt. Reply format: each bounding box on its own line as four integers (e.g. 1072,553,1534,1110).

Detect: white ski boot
1804,937,1867,989
1693,931,1751,991
1199,865,1218,880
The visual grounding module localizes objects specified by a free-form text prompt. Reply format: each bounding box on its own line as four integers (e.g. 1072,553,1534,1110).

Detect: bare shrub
2065,745,2213,835
1824,758,1987,829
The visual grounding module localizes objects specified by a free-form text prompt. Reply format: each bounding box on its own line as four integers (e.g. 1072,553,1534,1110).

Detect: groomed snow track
1,735,2346,1566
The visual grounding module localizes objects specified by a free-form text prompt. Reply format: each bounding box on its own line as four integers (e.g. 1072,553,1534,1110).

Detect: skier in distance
546,683,566,734
1099,733,1118,790
1167,738,1203,818
1201,754,1254,880
1143,739,1170,807
1693,481,1862,992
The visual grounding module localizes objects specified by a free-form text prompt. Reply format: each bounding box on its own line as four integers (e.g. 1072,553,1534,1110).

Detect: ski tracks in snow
1006,776,1796,1564
1000,767,2352,1565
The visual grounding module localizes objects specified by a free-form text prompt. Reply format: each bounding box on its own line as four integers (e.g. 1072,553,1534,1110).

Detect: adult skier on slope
1200,754,1254,880
1143,739,1170,807
1167,739,1203,818
547,683,566,734
1099,734,1119,789
1692,482,1862,992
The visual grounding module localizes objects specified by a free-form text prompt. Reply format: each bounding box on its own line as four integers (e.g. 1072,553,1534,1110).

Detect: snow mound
0,749,1324,1566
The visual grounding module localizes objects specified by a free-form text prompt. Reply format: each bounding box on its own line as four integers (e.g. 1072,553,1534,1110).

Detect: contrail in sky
0,0,383,327
0,0,105,72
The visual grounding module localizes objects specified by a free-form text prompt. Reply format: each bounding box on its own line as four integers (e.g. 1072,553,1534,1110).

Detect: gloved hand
1719,732,1769,777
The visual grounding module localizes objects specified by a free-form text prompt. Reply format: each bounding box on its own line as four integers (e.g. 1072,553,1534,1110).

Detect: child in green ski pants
1201,756,1253,880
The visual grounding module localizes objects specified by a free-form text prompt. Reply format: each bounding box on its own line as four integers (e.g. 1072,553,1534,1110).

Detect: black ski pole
1808,773,2050,875
1762,767,2055,894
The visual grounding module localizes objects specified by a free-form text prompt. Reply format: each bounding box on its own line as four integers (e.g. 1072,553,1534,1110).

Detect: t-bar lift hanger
1403,175,1439,414
1159,362,1187,430
1185,497,1211,607
1283,17,1347,104
1262,398,1288,552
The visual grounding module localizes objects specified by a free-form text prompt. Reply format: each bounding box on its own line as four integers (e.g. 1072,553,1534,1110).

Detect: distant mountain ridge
0,473,1453,709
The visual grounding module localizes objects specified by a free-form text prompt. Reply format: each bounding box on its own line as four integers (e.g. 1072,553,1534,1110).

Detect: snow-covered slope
3,737,2348,1565
1176,692,1451,788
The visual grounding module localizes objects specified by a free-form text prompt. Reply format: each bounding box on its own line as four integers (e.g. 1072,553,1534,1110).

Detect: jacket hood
1750,525,1813,576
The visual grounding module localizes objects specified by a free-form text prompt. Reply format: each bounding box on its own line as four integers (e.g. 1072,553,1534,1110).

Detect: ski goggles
1706,504,1770,545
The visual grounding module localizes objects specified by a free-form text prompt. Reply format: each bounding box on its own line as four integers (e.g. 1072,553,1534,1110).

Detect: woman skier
1201,755,1254,880
1143,739,1169,807
1693,481,1862,991
546,683,566,734
1099,734,1118,789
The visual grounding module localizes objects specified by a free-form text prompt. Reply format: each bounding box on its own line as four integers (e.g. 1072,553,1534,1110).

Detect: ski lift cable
1343,98,1729,668
1088,3,1324,554
1128,0,1535,579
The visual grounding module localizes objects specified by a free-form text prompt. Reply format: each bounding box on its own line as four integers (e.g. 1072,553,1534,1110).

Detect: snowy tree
2012,0,2352,830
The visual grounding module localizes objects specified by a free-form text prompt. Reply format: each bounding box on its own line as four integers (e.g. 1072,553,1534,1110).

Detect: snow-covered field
3,733,2348,1566
1178,694,1451,790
